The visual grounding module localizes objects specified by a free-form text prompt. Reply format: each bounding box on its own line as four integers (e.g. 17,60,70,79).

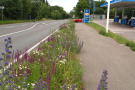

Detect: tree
75,0,89,18
22,0,32,19
51,10,62,20
94,7,104,14
3,0,23,20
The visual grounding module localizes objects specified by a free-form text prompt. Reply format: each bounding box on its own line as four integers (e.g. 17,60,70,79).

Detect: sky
48,0,79,13
48,0,104,13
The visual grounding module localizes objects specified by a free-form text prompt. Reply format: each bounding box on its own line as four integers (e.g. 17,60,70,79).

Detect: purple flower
4,38,7,42
8,67,12,70
97,69,108,90
63,85,67,90
0,66,2,69
9,74,14,78
9,45,12,48
6,80,10,83
0,58,3,61
6,49,9,52
5,61,8,65
0,82,2,86
5,44,8,47
5,70,9,75
9,88,12,90
8,37,11,40
9,40,12,44
1,52,4,55
7,54,11,58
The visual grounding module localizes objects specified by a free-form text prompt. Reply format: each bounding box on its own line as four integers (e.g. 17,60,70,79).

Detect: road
94,19,135,41
76,23,135,90
0,20,68,62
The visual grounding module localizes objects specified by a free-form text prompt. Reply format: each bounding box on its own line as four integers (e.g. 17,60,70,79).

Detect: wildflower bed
0,20,84,90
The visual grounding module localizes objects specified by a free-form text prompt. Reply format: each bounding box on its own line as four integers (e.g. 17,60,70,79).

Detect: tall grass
87,22,135,51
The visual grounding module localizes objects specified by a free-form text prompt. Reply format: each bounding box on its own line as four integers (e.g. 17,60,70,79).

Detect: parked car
74,19,82,23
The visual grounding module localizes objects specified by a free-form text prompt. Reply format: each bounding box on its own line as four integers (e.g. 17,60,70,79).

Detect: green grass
86,22,135,51
0,20,35,25
0,18,52,25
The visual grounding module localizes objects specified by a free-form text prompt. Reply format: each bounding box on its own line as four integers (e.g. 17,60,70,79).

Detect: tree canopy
0,0,70,20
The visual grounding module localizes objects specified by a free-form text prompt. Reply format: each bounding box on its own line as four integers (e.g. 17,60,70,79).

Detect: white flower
59,60,66,64
40,53,44,56
19,67,22,70
0,70,2,73
31,83,35,87
63,59,66,62
18,85,21,88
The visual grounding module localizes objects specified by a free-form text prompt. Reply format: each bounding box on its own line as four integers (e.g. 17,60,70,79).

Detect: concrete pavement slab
93,19,135,42
75,23,135,90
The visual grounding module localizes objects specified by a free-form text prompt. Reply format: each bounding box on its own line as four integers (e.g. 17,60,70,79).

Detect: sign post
84,9,90,23
0,6,4,21
106,0,110,33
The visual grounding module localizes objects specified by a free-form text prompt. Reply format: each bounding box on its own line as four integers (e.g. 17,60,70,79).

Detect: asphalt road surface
0,20,68,62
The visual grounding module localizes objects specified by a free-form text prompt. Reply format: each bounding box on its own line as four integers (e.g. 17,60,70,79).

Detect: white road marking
42,23,46,24
6,26,15,28
113,31,124,34
6,28,59,69
39,25,43,27
26,28,59,53
0,23,40,38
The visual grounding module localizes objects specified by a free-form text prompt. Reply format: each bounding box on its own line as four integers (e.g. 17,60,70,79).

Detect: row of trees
72,0,135,19
0,0,70,20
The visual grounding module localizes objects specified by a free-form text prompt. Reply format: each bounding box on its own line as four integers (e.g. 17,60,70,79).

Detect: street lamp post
0,6,4,21
106,0,111,33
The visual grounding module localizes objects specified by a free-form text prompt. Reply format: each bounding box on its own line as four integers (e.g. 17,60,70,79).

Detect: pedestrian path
75,23,135,90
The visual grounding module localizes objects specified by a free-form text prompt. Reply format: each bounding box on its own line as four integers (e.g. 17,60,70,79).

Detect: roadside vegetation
0,0,70,22
0,20,84,90
0,18,52,25
87,22,135,51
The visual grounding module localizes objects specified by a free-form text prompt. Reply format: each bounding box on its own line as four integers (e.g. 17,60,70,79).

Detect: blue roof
100,0,135,8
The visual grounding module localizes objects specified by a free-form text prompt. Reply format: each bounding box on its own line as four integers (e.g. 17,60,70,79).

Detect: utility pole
0,6,4,21
106,0,110,33
132,10,135,17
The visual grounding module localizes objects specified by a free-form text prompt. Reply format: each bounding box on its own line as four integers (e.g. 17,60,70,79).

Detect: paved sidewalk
75,23,135,90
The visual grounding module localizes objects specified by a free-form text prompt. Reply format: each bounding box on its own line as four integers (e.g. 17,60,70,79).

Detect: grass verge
0,20,84,90
0,18,52,25
86,22,135,51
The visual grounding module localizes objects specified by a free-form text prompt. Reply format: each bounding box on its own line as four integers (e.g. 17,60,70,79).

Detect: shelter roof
100,0,135,8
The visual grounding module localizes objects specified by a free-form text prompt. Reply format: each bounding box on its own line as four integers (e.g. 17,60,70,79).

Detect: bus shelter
100,0,135,27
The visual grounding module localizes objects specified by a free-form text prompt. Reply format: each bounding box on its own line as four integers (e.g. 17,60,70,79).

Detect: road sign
0,6,4,9
84,9,90,23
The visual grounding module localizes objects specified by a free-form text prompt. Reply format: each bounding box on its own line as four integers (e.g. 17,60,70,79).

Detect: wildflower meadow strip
97,69,108,90
0,20,84,90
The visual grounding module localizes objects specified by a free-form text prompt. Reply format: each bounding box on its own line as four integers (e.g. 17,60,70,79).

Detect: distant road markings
113,31,124,34
6,28,59,69
6,26,15,28
0,23,40,38
39,25,43,27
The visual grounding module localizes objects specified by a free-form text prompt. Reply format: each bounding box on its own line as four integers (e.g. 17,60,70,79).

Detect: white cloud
48,0,78,12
